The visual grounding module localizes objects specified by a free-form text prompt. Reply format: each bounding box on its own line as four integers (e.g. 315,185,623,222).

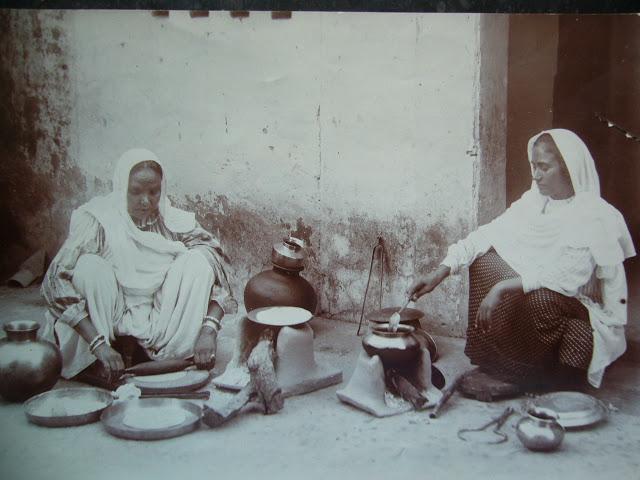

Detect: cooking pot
362,324,421,368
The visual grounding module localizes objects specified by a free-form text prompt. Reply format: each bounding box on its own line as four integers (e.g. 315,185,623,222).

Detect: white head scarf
484,129,635,274
77,149,196,296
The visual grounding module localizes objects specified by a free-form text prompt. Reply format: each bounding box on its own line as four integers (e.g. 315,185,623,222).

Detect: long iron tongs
457,407,514,444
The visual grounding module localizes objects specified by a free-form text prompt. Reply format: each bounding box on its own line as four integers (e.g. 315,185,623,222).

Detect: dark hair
130,160,163,178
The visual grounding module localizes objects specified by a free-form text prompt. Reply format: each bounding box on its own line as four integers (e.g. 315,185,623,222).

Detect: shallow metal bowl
24,387,114,427
530,391,607,429
101,398,201,441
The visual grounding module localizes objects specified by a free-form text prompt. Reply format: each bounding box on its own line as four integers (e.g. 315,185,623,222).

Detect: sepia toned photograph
0,5,638,479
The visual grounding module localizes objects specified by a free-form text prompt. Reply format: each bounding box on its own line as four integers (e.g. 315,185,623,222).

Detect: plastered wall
1,10,508,336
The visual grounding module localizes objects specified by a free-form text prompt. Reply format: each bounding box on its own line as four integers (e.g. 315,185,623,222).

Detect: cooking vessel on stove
362,324,421,368
244,236,317,313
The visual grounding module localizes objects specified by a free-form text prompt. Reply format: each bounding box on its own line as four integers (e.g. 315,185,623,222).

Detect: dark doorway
506,14,640,356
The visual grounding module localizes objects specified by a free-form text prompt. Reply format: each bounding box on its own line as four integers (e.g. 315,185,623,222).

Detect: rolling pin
122,357,195,377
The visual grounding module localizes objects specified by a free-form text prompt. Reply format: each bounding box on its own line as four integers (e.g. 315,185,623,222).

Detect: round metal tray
530,391,607,429
101,398,201,440
247,306,313,327
125,370,211,394
24,387,114,427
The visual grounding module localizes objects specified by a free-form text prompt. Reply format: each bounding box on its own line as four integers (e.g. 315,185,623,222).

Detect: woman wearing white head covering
409,129,635,388
42,149,235,382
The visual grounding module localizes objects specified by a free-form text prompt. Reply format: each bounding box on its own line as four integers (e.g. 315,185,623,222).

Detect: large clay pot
516,407,565,452
362,324,421,368
244,236,317,313
0,321,62,402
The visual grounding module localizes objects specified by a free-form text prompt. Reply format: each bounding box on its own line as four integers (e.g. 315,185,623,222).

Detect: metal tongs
457,407,514,444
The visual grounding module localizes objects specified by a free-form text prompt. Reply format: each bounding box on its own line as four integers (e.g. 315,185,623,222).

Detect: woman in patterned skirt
408,129,635,388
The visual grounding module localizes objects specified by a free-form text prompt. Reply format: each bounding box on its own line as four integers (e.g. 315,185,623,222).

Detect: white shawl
76,149,196,298
481,129,635,386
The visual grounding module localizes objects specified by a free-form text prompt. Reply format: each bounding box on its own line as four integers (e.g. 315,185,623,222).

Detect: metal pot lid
366,307,424,323
530,391,607,429
247,306,313,327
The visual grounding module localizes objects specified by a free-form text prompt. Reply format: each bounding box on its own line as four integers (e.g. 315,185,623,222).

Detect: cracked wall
1,11,507,337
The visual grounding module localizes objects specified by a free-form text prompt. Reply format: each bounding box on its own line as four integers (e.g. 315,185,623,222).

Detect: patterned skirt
464,250,594,385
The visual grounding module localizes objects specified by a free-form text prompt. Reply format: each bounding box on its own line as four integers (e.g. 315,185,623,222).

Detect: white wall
9,10,507,336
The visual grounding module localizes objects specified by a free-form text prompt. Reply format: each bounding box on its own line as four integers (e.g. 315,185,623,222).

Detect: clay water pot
362,324,421,368
244,236,317,313
516,406,565,452
0,321,62,402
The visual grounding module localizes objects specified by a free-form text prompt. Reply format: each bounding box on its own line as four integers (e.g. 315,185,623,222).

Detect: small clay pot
516,407,565,452
362,324,421,368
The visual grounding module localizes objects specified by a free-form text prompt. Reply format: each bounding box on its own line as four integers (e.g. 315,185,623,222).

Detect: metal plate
247,306,313,327
366,307,424,324
24,387,114,427
125,370,211,394
101,398,201,441
531,391,607,429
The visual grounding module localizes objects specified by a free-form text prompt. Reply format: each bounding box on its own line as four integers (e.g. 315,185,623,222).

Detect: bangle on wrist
89,334,106,354
202,316,221,332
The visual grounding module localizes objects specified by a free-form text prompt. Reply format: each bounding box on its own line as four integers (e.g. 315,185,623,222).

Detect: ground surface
0,286,639,480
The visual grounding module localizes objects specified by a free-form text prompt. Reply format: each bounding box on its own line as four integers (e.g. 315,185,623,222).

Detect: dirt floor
1,285,639,480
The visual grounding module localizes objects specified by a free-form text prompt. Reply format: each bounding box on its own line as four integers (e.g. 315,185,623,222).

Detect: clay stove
337,321,443,417
212,236,342,398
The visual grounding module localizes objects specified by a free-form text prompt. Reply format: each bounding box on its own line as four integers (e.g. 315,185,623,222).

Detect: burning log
203,328,284,427
385,368,428,410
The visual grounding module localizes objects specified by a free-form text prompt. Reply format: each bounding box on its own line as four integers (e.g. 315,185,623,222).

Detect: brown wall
506,15,559,204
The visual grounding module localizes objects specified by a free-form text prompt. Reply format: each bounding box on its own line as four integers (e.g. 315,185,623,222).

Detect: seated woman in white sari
408,129,635,389
42,149,235,384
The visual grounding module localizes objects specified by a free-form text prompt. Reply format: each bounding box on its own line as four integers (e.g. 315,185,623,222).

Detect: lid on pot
271,236,307,271
366,307,424,324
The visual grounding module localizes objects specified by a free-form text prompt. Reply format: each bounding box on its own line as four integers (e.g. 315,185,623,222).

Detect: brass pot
362,324,421,368
516,407,565,452
0,321,62,402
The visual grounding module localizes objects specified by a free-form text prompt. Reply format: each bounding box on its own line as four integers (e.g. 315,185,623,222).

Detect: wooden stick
429,372,466,418
385,369,428,410
202,329,283,427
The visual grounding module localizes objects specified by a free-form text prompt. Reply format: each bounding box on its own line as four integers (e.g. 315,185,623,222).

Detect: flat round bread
122,407,187,430
252,306,312,326
32,397,108,417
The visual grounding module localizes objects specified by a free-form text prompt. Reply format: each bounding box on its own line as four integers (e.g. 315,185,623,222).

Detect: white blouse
439,196,629,388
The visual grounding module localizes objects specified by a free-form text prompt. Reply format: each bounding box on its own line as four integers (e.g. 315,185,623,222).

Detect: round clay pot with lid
0,320,62,402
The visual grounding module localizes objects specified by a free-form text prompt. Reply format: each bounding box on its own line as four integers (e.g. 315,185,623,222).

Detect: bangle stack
89,334,106,354
202,315,222,332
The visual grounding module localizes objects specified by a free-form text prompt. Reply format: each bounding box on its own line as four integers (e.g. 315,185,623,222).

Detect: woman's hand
407,265,451,301
93,343,125,381
194,327,217,370
475,285,505,332
475,278,523,331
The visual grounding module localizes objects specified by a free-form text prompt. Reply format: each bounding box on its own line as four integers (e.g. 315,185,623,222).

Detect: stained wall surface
1,10,508,336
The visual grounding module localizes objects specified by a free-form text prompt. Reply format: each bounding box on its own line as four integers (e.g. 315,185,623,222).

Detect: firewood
203,328,283,427
385,368,428,410
247,329,284,414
